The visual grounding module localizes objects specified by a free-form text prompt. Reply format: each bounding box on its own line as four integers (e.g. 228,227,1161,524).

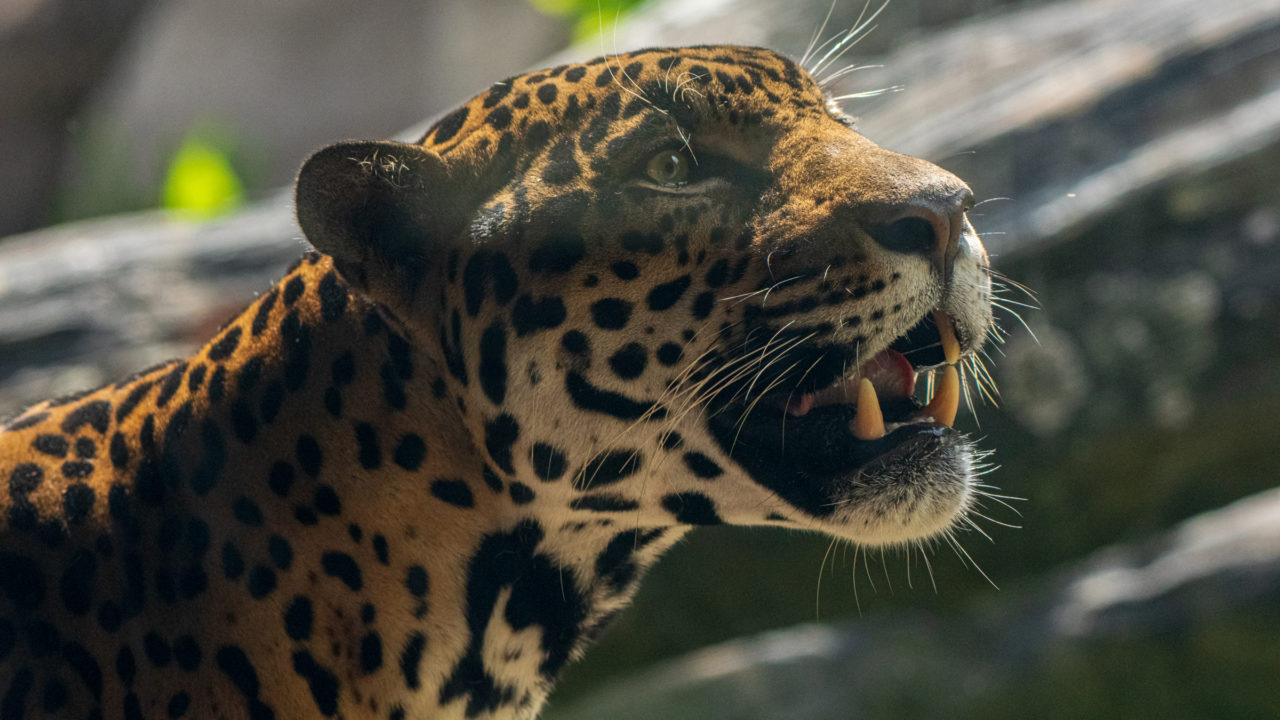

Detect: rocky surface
546,487,1280,719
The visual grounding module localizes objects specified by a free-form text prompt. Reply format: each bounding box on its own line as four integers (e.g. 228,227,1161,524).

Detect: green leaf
161,135,244,218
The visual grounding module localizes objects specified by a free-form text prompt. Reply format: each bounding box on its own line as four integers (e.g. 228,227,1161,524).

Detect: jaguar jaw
707,309,975,542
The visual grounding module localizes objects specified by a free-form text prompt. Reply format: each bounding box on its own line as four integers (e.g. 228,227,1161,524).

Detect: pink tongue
859,349,916,398
784,349,915,417
784,393,815,416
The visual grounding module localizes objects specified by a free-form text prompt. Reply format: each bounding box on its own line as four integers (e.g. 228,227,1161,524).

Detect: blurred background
2,0,1279,717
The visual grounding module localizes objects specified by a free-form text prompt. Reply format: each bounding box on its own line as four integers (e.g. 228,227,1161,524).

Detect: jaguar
0,44,992,719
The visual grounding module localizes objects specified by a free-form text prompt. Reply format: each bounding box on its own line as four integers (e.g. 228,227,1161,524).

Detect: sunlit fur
0,43,996,720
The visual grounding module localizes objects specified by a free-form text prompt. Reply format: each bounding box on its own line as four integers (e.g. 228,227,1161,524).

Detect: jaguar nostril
869,216,937,257
866,186,971,277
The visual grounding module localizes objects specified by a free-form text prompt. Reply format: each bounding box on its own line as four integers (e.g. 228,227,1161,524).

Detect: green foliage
161,131,245,218
528,0,651,40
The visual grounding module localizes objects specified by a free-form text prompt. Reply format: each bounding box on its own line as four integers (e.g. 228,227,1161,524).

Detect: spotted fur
0,46,992,719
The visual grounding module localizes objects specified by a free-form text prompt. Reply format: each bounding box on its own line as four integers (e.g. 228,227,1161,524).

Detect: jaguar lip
781,309,963,439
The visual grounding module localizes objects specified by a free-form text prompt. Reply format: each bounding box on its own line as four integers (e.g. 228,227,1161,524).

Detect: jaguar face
297,45,993,547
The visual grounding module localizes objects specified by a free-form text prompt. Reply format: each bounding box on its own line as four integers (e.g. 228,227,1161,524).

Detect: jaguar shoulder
0,44,993,720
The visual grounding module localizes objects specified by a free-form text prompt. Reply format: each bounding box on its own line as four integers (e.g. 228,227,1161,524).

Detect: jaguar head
296,45,993,547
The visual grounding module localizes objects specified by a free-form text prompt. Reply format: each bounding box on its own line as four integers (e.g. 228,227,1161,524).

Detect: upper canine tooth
933,310,960,365
923,364,960,427
852,378,886,440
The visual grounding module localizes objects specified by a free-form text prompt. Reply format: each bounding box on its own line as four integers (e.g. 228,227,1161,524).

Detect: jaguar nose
867,186,973,278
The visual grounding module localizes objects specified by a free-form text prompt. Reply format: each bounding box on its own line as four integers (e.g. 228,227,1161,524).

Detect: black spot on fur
431,479,474,508
168,691,191,718
486,105,513,130
431,106,470,144
529,235,586,274
608,343,647,379
621,231,663,254
284,596,313,640
536,83,558,104
361,632,383,674
440,520,585,713
393,434,427,471
542,138,579,184
62,641,103,698
683,452,724,479
656,342,683,366
318,270,349,322
596,528,666,592
400,633,427,690
109,432,129,469
154,361,186,407
63,483,95,523
281,310,313,391
590,298,631,329
283,276,305,306
561,330,589,356
662,492,722,524
355,422,382,469
321,552,363,591
611,261,638,280
576,450,642,489
510,482,535,504
484,414,520,474
231,401,257,444
62,400,110,435
144,632,172,667
648,275,692,310
268,461,294,497
692,291,715,319
530,443,568,481
173,636,201,672
258,379,284,422
221,542,245,580
705,258,731,287
248,563,279,597
208,367,226,404
479,322,508,405
292,650,339,716
296,435,323,477
405,565,429,598
314,485,341,515
34,434,68,457
251,288,278,336
268,535,293,570
570,494,638,512
115,381,153,423
233,497,264,526
209,327,242,361
565,372,664,421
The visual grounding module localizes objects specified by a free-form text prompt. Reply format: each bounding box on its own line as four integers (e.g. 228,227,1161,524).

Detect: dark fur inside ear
295,140,454,298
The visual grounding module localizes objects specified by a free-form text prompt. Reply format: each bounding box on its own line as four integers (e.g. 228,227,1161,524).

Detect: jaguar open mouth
707,310,971,525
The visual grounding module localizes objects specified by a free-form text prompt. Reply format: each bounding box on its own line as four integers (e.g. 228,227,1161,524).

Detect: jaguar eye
645,150,689,187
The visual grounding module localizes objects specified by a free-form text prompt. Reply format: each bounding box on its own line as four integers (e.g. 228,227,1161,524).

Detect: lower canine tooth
852,378,886,440
923,365,960,427
933,310,960,365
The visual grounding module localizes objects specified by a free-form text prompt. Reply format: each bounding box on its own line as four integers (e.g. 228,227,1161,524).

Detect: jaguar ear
296,140,458,301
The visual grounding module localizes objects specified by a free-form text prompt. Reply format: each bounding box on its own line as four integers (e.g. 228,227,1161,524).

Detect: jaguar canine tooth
923,364,960,427
933,310,960,365
852,378,886,440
